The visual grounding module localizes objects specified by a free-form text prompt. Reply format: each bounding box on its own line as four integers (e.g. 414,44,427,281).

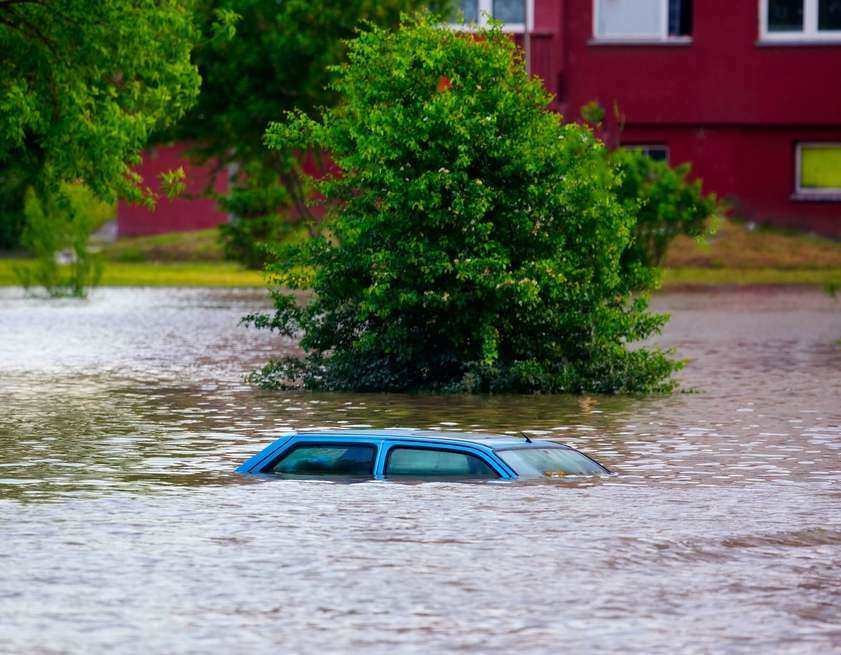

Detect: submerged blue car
236,429,610,480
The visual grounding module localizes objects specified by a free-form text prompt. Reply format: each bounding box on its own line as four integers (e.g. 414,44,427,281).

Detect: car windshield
498,447,607,477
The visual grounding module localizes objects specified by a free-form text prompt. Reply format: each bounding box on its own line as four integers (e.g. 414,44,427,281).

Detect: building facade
510,0,841,235
116,143,228,238
121,1,841,237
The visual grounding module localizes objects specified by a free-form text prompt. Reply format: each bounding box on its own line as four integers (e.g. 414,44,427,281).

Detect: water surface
1,287,840,653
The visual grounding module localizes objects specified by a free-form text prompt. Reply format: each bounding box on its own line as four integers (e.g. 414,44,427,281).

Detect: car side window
271,444,376,477
385,447,498,479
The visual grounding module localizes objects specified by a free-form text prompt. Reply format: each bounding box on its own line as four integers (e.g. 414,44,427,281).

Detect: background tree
249,15,680,394
0,0,201,252
613,148,720,275
177,0,448,268
14,186,106,297
580,102,721,277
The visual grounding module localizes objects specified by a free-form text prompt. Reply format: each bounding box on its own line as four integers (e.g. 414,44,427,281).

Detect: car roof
290,428,566,450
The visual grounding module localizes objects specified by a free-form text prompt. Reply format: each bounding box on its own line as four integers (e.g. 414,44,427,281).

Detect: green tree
0,0,201,252
177,0,447,267
579,102,720,274
613,148,720,274
14,187,106,298
249,15,680,394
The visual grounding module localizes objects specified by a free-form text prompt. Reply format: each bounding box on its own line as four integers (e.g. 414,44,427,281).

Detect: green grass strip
0,260,265,288
2,259,840,289
662,267,841,288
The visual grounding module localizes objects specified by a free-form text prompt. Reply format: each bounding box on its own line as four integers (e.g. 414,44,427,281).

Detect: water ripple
1,287,840,653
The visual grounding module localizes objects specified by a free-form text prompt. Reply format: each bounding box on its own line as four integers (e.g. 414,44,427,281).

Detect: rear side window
271,444,376,477
385,447,498,479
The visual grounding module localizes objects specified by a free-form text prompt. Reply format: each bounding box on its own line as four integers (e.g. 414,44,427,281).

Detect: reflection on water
1,287,840,653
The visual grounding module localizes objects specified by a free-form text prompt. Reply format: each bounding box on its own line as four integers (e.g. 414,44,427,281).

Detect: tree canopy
175,0,446,266
250,15,680,394
0,0,201,248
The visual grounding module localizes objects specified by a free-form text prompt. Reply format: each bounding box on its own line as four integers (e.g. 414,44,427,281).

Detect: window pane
646,147,669,162
596,0,664,38
386,448,498,478
768,0,804,31
494,0,525,23
272,444,376,477
819,0,841,30
459,0,479,22
498,447,608,477
668,0,692,36
801,145,841,190
637,145,670,162
623,145,669,162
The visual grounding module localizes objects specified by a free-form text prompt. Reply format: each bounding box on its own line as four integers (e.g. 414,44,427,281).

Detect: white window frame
592,0,692,43
451,0,534,33
795,142,841,200
760,0,841,42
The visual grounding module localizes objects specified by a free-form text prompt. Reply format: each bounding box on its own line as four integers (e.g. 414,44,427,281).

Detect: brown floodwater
1,286,839,653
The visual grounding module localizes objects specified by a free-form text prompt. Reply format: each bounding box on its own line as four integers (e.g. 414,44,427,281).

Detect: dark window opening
819,0,841,30
626,144,670,163
459,0,478,23
768,0,805,32
668,0,693,36
270,444,376,477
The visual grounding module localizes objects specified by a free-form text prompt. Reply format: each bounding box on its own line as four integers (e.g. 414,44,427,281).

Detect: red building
116,142,228,238
472,0,841,235
121,2,841,237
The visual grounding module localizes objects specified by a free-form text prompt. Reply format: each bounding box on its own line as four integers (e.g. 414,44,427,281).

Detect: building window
796,143,841,199
454,0,534,32
593,0,693,41
762,0,841,40
626,144,670,162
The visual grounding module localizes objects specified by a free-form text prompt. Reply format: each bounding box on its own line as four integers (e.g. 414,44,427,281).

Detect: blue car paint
236,428,608,480
236,432,296,475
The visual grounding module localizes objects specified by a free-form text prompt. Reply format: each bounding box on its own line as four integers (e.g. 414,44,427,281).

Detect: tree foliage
250,16,680,394
177,0,446,267
14,186,106,297
613,148,720,272
578,101,720,273
0,0,201,249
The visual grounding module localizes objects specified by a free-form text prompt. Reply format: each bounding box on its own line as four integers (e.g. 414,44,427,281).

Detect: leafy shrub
217,174,297,269
0,166,30,251
249,15,680,393
219,213,302,269
181,0,443,268
14,186,107,297
612,147,719,272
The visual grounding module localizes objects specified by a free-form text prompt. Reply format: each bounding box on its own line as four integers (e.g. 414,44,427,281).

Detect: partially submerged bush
14,186,106,297
218,176,293,269
249,15,680,393
613,147,719,272
0,166,30,251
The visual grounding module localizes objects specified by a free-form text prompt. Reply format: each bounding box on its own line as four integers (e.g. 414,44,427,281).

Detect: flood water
1,286,840,654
